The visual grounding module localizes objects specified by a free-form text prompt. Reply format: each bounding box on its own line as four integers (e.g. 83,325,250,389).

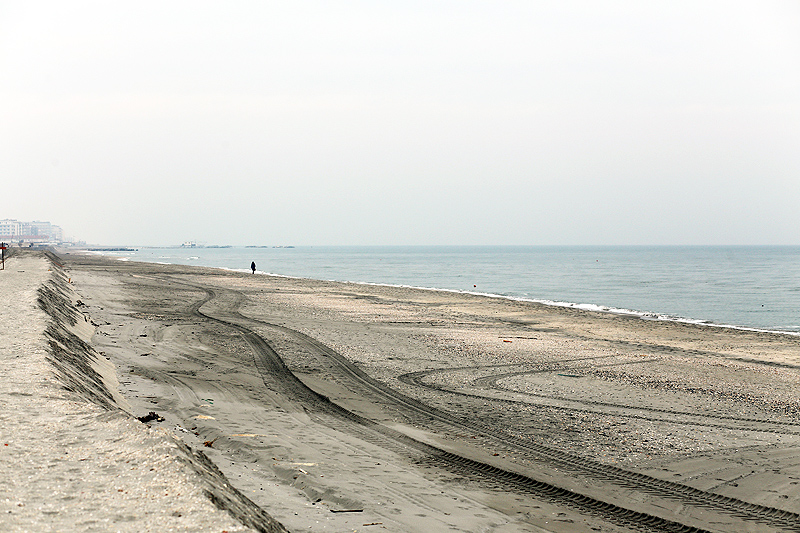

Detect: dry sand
6,249,800,532
1,251,283,533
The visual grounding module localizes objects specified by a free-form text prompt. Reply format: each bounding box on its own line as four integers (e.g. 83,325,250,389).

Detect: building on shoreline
0,219,65,244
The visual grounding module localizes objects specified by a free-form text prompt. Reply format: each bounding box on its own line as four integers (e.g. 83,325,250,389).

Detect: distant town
0,219,68,245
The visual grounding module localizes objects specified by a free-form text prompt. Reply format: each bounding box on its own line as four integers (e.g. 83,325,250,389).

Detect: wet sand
16,250,800,532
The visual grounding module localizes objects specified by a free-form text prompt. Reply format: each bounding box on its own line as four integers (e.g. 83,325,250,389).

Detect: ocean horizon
87,245,800,335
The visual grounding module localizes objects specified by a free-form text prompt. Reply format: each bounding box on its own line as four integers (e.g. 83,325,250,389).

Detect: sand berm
0,250,285,532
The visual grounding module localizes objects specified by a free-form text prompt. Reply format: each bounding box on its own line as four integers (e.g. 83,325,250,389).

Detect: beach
5,249,800,532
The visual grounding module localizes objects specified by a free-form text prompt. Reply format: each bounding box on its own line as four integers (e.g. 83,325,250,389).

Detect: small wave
503,296,800,337
92,249,800,337
335,281,800,337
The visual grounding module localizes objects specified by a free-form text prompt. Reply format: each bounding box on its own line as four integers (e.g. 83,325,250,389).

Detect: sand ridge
0,251,286,533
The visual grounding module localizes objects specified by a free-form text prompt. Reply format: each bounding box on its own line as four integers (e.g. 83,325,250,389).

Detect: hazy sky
2,1,798,246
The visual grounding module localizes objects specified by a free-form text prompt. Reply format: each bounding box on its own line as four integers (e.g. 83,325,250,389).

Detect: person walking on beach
251,261,256,274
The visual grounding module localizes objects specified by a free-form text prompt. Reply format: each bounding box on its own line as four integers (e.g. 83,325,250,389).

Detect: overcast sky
2,1,798,246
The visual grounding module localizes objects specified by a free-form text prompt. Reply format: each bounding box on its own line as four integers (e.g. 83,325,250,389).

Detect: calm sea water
98,246,800,334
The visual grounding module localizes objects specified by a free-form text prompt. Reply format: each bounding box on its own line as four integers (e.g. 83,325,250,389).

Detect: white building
0,219,64,242
27,221,63,242
0,219,20,239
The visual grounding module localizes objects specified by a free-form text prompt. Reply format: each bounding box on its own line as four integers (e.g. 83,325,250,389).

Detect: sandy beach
5,249,800,532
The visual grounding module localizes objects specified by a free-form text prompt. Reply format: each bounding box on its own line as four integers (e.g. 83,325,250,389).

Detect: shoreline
58,251,800,531
93,248,800,338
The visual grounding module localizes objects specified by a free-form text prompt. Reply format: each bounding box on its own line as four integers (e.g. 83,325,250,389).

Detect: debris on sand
137,411,165,423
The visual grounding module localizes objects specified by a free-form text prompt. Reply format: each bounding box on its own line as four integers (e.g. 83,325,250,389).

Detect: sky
1,1,799,246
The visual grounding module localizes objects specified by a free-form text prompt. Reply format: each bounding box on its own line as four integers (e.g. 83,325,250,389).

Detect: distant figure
251,261,256,274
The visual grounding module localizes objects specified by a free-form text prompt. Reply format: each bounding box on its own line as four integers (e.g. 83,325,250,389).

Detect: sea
94,245,800,335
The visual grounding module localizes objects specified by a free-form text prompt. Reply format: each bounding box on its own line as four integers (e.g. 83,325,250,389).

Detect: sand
6,249,800,532
1,251,283,533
